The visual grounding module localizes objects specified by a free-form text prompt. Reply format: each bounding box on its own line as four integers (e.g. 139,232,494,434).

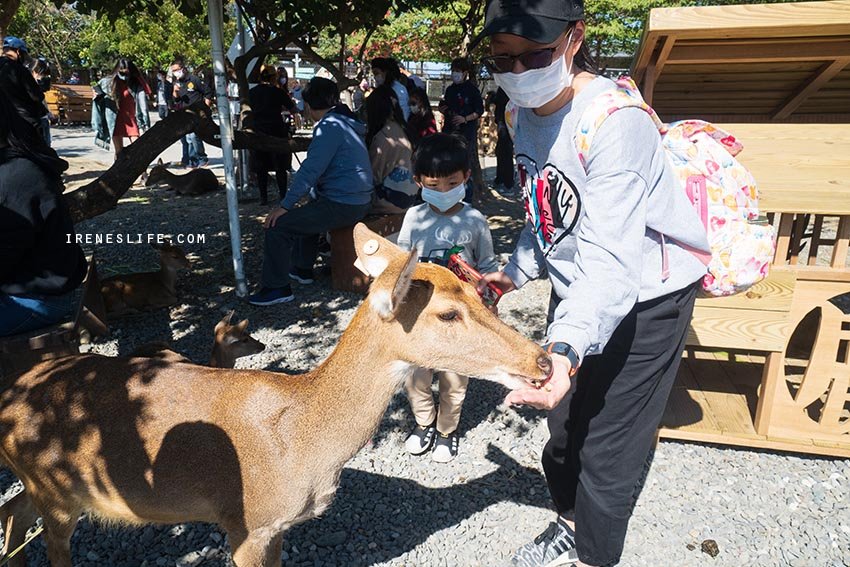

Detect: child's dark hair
302,77,340,110
412,133,469,178
450,58,471,73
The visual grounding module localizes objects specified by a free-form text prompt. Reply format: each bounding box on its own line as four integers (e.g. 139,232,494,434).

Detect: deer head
211,311,266,368
353,223,551,389
146,158,170,187
151,241,191,271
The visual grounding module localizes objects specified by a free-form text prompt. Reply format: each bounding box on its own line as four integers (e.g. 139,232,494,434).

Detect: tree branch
293,39,357,89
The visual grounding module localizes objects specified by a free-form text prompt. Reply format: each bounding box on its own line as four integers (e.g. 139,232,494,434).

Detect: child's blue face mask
421,182,466,212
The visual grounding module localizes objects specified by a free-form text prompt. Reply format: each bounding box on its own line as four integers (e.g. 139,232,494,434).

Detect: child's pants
405,368,469,435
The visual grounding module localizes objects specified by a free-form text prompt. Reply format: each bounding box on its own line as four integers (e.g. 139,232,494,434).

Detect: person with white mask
473,0,710,566
370,57,410,120
396,133,499,463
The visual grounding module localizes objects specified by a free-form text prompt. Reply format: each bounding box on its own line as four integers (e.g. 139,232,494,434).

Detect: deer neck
158,264,179,293
297,306,413,459
208,346,235,369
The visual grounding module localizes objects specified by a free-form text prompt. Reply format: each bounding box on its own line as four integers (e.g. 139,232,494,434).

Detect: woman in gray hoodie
475,1,710,566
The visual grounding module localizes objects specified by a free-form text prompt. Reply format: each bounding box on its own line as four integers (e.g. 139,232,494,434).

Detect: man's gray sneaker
511,517,578,567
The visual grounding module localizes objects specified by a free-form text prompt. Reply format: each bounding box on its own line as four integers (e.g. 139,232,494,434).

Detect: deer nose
537,354,553,376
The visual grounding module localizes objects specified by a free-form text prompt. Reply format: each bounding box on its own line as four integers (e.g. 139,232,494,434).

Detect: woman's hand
451,114,466,127
505,353,573,410
477,271,517,297
264,207,288,229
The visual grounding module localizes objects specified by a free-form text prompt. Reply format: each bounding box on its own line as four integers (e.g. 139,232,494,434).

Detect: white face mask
492,34,575,109
451,71,465,84
422,182,466,212
117,73,128,81
410,104,421,114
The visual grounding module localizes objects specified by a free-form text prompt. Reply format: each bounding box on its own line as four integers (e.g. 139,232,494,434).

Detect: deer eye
438,310,459,322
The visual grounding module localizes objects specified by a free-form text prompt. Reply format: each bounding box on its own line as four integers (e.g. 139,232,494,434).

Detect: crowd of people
0,0,714,562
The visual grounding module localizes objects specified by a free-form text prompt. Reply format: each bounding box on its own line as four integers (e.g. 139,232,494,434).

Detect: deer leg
39,509,78,567
0,490,38,567
230,528,285,567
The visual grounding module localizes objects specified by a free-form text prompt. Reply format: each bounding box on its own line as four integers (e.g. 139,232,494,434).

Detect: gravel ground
1,127,849,567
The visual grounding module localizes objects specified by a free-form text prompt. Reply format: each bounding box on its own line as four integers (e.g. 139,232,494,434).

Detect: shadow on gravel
286,444,552,566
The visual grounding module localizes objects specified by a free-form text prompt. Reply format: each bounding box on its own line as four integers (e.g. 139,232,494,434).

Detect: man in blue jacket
248,77,373,306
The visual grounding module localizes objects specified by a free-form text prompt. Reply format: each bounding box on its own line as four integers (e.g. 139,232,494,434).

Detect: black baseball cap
472,0,584,48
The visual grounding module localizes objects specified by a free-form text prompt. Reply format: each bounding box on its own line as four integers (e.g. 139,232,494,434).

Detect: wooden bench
0,256,108,378
45,84,94,125
329,214,406,293
632,1,850,457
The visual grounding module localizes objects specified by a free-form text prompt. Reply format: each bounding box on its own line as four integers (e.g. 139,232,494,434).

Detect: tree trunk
0,0,21,38
64,103,310,223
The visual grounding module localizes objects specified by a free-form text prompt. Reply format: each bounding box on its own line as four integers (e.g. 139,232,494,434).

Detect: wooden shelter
632,0,850,122
632,1,850,457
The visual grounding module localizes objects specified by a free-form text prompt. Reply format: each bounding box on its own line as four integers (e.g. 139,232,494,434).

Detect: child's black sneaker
431,431,459,463
404,421,437,455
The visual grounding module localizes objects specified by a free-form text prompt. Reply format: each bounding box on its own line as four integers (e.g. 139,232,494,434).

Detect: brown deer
146,159,219,196
131,311,266,368
100,242,191,317
0,224,551,567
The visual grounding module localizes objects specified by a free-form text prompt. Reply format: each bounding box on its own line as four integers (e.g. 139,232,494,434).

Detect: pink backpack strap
574,76,665,171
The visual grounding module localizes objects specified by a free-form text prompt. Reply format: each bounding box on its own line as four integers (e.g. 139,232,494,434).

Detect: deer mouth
497,371,551,391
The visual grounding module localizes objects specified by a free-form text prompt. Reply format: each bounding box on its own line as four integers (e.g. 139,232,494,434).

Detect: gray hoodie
502,76,709,362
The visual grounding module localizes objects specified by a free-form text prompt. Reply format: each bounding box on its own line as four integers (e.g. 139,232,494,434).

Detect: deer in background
99,242,190,317
146,159,219,196
131,311,266,369
0,224,552,567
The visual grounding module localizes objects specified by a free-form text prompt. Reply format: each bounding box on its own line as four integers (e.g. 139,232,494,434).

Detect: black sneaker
404,421,437,455
247,286,294,306
431,431,459,463
289,267,315,284
511,517,578,567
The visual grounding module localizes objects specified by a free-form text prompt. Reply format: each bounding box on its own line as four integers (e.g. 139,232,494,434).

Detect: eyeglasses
481,30,573,74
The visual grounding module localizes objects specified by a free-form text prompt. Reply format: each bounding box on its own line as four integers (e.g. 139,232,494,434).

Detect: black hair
171,55,185,68
451,58,471,73
409,88,434,117
111,58,147,100
412,133,470,178
302,77,340,110
0,90,68,179
365,84,408,147
370,57,401,84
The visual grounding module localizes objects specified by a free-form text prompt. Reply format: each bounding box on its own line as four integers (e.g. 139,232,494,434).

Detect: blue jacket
282,104,373,210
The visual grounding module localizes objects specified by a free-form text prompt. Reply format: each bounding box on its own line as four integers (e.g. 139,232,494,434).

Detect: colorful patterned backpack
573,77,776,297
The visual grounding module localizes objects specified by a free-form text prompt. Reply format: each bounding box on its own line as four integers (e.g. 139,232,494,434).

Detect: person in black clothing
438,57,484,202
492,87,515,193
155,68,172,119
0,36,49,143
0,88,88,336
170,56,212,168
249,65,297,205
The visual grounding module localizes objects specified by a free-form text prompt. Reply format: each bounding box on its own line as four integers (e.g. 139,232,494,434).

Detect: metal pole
235,3,250,197
208,0,249,297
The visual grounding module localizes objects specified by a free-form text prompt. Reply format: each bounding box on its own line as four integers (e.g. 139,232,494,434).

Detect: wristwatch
542,342,580,376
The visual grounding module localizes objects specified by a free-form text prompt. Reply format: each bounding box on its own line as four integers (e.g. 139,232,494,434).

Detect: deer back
100,243,190,315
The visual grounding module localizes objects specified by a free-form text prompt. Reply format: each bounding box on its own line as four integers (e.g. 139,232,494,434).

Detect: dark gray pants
543,281,698,566
260,197,371,289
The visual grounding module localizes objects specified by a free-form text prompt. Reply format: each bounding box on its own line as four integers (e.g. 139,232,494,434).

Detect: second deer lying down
0,224,551,567
131,311,266,368
99,242,190,317
146,159,219,196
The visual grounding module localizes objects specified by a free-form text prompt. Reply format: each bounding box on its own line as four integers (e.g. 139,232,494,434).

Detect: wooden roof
631,1,850,122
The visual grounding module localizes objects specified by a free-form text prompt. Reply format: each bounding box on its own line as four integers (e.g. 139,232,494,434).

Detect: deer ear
157,158,164,166
369,249,418,321
352,222,406,279
235,319,248,332
216,310,235,332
